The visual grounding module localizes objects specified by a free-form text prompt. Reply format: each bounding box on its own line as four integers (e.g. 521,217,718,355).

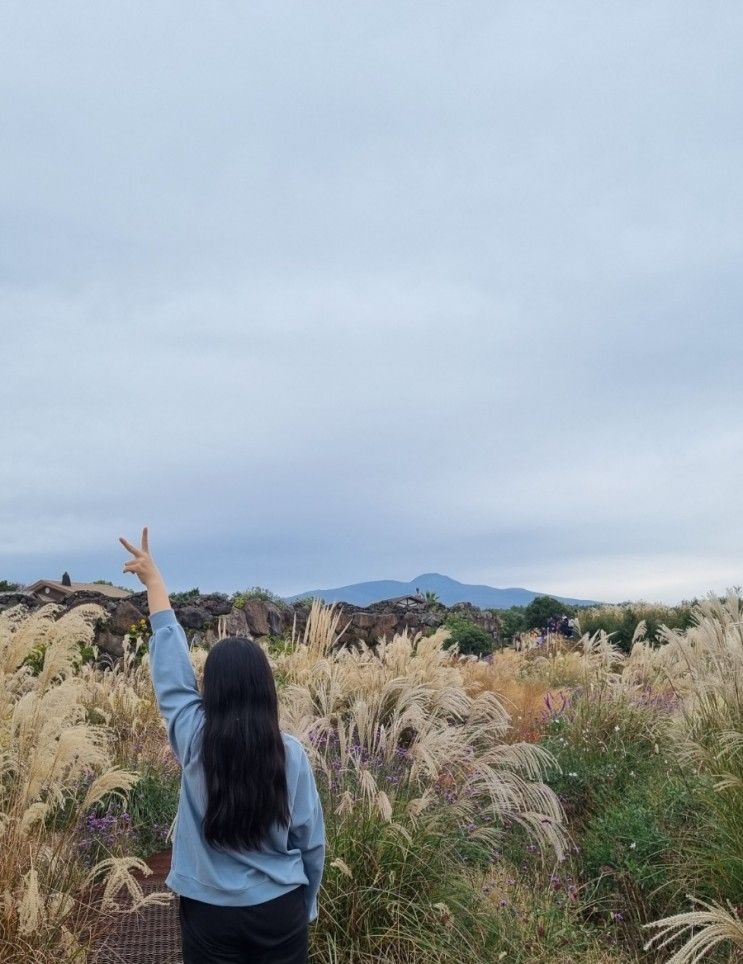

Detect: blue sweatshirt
147,608,325,921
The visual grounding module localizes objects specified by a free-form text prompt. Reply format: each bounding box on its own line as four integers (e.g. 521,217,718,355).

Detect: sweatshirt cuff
149,608,178,632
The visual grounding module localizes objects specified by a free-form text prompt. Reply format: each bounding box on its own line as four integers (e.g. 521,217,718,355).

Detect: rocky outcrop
0,589,501,659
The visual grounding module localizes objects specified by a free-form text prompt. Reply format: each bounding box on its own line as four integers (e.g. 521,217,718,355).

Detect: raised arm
119,528,202,763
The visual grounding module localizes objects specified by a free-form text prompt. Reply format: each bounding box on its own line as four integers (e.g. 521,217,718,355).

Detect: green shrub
265,635,295,658
443,615,493,657
169,587,201,605
232,586,287,609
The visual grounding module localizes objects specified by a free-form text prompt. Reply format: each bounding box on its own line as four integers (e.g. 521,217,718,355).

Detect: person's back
120,528,325,964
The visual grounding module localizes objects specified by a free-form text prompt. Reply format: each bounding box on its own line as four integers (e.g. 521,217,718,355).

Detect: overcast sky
2,2,742,604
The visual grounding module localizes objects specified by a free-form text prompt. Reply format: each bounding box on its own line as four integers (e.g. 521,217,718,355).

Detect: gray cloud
2,1,742,603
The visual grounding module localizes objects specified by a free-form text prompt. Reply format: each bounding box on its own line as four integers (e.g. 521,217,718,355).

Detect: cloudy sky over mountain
2,2,742,603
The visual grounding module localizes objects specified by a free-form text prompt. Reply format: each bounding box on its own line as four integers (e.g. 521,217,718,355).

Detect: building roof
26,580,132,600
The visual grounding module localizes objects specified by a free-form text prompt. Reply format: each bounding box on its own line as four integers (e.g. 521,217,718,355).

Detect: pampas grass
0,603,169,963
6,587,743,962
278,609,565,858
273,601,568,962
644,897,743,963
623,591,743,962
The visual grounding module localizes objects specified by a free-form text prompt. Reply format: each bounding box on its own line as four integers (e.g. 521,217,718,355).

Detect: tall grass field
2,592,743,962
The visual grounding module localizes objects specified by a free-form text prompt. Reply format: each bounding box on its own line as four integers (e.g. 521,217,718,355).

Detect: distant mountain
284,572,597,609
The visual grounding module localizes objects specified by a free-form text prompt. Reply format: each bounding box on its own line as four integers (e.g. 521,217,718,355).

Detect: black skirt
178,885,309,964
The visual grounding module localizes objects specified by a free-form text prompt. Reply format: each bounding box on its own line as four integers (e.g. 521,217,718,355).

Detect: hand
119,527,161,588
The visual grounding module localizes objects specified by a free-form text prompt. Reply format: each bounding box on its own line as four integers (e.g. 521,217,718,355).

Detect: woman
120,528,325,964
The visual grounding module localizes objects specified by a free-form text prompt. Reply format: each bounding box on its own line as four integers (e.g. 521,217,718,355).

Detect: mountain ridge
284,572,597,609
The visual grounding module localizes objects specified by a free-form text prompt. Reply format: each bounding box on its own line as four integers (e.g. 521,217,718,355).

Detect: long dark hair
201,636,289,851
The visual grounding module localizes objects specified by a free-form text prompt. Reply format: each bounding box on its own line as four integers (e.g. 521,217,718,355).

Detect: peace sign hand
119,526,160,588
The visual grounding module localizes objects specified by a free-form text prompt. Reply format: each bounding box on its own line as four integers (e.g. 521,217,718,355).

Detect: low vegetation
496,595,699,652
232,585,289,609
0,604,169,963
1,589,742,962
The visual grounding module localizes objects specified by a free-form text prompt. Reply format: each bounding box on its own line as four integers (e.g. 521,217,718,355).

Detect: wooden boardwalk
91,851,183,964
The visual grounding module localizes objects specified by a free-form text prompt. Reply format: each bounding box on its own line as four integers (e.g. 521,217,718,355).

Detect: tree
0,580,21,592
498,607,527,642
522,595,575,631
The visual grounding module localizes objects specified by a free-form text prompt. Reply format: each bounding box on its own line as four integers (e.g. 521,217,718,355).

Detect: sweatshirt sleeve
288,747,326,923
147,608,203,765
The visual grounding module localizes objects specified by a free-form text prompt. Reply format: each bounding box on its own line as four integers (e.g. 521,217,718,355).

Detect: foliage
116,768,180,859
478,860,633,963
169,587,201,605
442,614,494,657
23,638,98,675
291,594,319,606
494,597,577,643
6,588,743,962
77,766,180,865
541,687,662,820
576,601,696,654
275,599,566,961
497,606,528,642
79,635,174,774
655,592,743,908
122,618,151,666
232,585,288,609
578,774,699,929
0,580,21,592
279,600,566,862
310,741,504,963
0,603,169,962
523,596,577,632
264,634,296,658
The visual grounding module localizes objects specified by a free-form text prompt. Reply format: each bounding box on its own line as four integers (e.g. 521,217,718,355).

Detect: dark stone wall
0,590,501,658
